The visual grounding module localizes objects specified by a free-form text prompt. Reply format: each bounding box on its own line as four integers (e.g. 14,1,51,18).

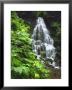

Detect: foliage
11,12,50,79
33,11,48,18
51,21,61,66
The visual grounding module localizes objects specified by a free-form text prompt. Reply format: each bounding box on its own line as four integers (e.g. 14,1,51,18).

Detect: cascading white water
32,17,59,69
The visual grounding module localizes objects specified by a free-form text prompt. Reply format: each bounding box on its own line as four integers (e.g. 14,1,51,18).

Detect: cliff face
16,11,61,67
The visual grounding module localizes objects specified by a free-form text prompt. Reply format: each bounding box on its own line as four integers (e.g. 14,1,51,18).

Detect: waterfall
32,17,59,69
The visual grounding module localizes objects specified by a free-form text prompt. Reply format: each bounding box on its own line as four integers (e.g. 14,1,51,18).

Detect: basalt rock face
17,11,61,69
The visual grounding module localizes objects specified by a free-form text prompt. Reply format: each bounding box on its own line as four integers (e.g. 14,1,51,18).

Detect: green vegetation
11,12,50,79
33,11,48,17
51,21,61,66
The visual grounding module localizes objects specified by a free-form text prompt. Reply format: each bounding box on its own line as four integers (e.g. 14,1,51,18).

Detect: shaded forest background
11,11,61,79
